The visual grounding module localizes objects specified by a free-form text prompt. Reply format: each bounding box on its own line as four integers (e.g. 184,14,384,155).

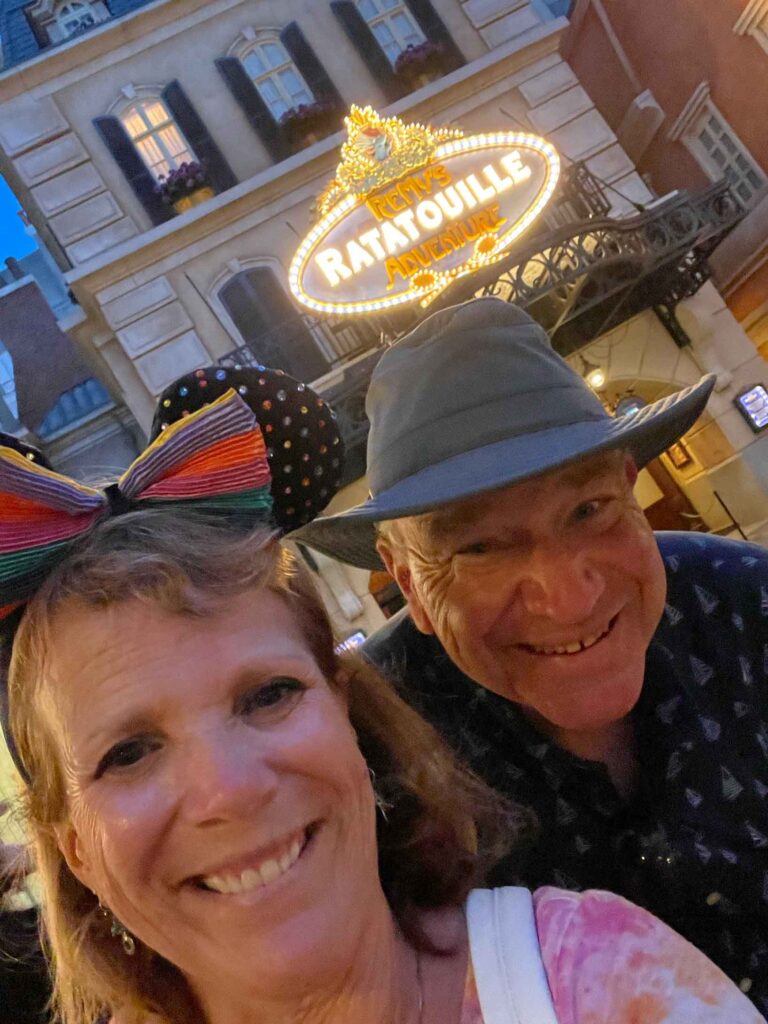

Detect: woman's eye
95,736,160,779
238,677,306,717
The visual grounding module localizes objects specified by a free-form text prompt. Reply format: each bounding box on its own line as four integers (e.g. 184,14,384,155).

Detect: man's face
377,453,667,738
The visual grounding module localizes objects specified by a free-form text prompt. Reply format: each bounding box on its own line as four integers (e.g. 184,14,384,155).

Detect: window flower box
154,161,213,214
393,41,447,90
279,100,339,149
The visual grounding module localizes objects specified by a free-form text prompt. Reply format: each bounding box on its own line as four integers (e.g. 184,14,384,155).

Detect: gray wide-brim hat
293,297,715,569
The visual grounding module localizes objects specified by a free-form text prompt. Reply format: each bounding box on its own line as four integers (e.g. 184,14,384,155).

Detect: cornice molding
667,81,709,141
734,0,768,35
225,26,283,60
26,0,58,21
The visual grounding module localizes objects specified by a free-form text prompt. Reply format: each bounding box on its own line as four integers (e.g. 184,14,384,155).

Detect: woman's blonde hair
7,510,527,1024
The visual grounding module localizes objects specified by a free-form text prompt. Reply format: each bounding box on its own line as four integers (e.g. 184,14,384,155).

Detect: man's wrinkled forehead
414,449,627,543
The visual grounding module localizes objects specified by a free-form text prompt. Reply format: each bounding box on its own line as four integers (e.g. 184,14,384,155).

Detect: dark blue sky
0,176,37,261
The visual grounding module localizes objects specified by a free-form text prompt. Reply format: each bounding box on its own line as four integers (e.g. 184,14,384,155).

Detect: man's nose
517,547,606,622
176,729,278,827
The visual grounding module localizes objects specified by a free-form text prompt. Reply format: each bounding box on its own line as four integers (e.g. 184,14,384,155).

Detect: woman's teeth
201,835,303,894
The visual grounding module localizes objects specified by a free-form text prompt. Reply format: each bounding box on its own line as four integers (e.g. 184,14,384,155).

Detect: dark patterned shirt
364,532,768,1014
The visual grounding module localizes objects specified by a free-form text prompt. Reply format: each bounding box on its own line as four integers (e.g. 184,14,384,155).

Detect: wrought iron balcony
437,180,745,355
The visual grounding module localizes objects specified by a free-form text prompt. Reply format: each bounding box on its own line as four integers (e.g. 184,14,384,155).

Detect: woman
0,395,763,1024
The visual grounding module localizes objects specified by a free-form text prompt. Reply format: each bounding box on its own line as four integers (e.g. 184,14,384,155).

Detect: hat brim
292,374,716,570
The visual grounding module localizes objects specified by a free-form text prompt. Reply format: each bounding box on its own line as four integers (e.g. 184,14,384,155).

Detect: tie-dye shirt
366,533,768,1014
461,887,766,1023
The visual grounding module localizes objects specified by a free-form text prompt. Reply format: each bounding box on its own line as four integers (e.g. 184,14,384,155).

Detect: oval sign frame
289,132,560,316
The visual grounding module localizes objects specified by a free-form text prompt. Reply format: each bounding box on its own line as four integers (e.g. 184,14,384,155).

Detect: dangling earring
369,766,392,822
99,902,136,956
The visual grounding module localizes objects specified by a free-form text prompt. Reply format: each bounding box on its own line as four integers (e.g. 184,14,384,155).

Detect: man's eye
574,500,599,520
572,498,613,524
457,541,491,556
95,736,160,779
237,677,306,717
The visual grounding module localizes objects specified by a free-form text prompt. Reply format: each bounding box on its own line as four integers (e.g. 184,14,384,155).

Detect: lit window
688,105,765,206
120,99,195,180
356,0,426,66
241,41,313,121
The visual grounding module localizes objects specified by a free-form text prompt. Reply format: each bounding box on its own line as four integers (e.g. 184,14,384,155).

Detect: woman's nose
176,729,278,827
517,548,606,622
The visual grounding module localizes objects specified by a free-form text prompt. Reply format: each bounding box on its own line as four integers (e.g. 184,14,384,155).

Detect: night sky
0,176,37,262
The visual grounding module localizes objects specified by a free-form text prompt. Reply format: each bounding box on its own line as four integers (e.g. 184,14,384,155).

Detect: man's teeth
531,626,609,656
202,836,303,894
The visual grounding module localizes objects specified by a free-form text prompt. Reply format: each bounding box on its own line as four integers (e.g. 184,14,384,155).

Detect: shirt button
740,979,753,993
706,892,722,906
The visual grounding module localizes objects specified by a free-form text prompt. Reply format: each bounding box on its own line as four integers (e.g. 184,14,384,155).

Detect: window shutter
161,80,238,194
93,115,173,226
280,21,344,113
215,56,289,163
406,0,464,70
220,269,330,382
330,1,403,102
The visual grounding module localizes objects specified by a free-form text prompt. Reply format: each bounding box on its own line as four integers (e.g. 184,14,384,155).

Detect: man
296,297,768,1012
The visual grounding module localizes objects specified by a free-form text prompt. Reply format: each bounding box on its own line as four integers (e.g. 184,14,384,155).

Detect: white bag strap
466,887,559,1024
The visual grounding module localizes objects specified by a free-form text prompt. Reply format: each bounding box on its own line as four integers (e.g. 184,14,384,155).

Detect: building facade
561,0,768,534
0,0,766,644
0,229,140,475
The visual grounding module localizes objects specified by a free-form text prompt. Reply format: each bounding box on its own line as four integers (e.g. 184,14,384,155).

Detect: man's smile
516,614,618,657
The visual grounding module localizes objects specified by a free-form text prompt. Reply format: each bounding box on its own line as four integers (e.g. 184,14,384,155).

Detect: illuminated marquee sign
290,106,560,315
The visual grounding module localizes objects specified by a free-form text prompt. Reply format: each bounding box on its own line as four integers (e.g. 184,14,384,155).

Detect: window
689,107,765,206
219,267,329,382
356,0,426,65
28,0,110,44
120,99,195,180
241,40,313,121
0,345,19,430
57,1,97,35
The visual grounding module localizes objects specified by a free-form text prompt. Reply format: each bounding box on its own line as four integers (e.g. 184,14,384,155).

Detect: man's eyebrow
557,454,622,488
419,502,488,541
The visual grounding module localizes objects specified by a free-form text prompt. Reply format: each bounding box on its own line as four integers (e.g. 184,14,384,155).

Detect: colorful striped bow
0,389,273,621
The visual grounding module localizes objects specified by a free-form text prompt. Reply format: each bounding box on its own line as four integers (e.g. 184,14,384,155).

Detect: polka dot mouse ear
150,366,345,532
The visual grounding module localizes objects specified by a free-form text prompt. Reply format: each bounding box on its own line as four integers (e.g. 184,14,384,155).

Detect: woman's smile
188,823,317,897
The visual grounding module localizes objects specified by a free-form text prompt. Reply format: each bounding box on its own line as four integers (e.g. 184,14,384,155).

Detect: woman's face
48,588,379,993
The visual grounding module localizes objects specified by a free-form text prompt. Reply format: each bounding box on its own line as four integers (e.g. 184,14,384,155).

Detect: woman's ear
55,822,97,894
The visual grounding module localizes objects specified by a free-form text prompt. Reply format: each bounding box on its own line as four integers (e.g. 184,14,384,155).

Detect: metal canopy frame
432,180,744,356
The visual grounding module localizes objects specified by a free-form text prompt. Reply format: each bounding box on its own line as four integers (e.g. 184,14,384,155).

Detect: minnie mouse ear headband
151,365,345,532
0,387,338,782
